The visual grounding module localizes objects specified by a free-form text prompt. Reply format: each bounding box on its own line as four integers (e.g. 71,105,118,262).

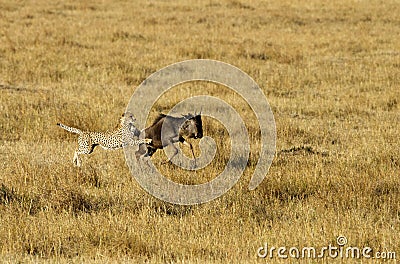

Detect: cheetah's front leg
73,151,82,167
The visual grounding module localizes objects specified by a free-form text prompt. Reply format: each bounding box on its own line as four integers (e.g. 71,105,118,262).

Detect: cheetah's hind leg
73,151,82,167
73,133,94,167
73,146,93,167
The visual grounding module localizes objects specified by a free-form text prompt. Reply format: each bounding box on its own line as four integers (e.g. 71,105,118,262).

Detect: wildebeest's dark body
135,113,203,162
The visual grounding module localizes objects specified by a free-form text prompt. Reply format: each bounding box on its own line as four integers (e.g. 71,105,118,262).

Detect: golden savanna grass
1,0,399,263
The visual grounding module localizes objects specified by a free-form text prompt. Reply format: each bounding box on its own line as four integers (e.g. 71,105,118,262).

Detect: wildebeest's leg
135,144,155,172
169,144,179,161
183,141,196,167
162,145,179,165
161,138,180,165
143,155,154,172
135,144,148,161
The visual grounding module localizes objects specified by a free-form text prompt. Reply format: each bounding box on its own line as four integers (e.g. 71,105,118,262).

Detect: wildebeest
135,113,203,163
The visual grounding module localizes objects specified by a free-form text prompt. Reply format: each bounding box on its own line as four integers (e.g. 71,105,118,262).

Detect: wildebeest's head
180,113,203,139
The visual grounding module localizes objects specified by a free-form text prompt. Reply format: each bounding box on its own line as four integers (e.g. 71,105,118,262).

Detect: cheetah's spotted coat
57,112,151,166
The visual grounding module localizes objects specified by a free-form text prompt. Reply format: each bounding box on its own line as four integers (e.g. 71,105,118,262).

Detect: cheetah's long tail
57,123,82,134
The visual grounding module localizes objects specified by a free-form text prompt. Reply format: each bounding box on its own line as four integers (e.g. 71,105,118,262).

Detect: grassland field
0,0,399,263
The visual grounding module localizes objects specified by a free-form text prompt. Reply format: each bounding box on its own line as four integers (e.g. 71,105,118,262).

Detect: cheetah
57,112,151,167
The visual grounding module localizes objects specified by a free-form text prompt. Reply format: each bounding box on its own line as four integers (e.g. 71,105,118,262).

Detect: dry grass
1,0,399,263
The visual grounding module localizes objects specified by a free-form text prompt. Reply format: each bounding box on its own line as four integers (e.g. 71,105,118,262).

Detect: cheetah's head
121,112,136,126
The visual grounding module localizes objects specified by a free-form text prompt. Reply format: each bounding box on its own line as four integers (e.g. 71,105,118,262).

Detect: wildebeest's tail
57,123,82,134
